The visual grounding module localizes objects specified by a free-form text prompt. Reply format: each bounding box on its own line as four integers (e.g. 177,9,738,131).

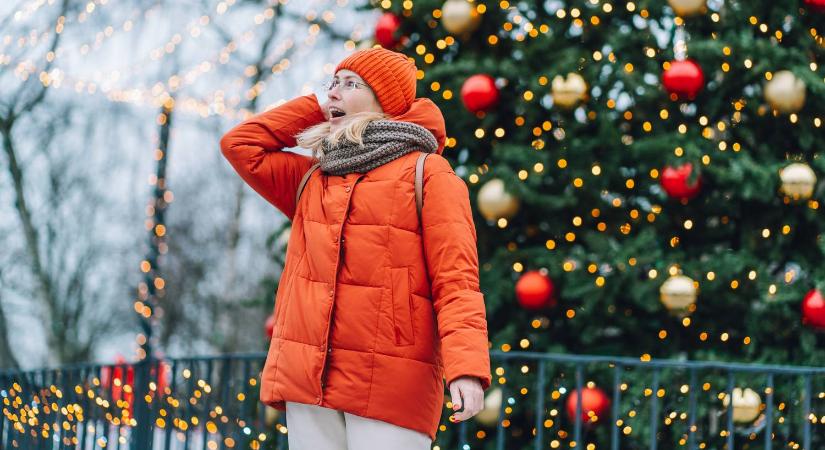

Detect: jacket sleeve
219,94,325,220
421,154,492,391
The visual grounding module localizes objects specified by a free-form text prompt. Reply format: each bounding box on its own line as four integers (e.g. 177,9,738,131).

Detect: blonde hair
296,111,389,160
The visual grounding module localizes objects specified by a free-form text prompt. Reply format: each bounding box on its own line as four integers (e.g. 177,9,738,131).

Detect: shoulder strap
415,152,430,226
295,162,321,209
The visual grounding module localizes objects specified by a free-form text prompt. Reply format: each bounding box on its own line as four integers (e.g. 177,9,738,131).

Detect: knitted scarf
319,120,438,175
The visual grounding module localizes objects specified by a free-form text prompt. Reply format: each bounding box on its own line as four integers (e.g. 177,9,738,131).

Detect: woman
220,47,491,450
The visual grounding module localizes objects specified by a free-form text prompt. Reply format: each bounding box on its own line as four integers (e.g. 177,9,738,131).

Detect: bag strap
415,152,430,227
295,162,321,209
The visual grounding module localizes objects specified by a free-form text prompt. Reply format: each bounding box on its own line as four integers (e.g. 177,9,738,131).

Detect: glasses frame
323,78,371,92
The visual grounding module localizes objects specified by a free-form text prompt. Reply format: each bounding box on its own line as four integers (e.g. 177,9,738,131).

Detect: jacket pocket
390,267,415,346
275,251,306,338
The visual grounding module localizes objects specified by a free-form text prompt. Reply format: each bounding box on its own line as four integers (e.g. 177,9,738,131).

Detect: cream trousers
285,401,432,450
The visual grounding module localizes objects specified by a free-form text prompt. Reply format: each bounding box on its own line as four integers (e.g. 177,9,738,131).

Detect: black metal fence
1,351,823,449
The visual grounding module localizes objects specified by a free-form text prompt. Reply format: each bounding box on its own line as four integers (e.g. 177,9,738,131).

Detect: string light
2,0,113,55
3,0,359,120
0,0,116,70
0,363,279,448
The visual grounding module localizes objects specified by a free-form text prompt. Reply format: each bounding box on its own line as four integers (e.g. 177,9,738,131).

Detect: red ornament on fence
566,387,611,424
100,355,170,420
100,355,135,417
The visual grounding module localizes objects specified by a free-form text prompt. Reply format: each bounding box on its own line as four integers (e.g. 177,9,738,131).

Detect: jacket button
315,396,321,404
333,237,338,243
329,289,334,297
345,186,351,192
327,346,332,353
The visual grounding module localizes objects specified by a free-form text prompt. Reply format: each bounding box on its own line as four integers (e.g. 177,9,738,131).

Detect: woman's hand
448,376,484,422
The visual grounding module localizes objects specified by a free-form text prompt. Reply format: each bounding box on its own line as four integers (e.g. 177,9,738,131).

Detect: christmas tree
316,0,825,448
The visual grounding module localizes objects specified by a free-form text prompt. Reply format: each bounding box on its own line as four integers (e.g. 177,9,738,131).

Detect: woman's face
326,69,383,129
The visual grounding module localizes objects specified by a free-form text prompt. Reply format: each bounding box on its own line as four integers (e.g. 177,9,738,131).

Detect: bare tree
0,1,135,366
0,266,21,369
1,0,73,366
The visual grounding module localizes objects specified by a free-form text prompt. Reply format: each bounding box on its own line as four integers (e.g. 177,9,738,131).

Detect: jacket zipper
318,176,361,403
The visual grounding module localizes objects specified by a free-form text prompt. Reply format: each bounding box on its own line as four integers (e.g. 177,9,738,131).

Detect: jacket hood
389,97,447,155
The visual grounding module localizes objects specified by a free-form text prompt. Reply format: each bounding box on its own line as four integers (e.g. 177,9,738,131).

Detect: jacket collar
388,98,447,155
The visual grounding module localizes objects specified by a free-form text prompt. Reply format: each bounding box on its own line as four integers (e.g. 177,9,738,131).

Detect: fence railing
1,351,823,450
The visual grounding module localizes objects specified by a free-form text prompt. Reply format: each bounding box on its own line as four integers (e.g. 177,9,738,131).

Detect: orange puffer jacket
220,94,491,440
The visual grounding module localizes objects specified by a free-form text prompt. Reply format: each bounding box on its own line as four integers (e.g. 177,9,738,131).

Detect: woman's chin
329,116,346,130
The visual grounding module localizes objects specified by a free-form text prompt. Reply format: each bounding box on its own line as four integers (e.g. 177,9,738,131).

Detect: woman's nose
327,88,341,100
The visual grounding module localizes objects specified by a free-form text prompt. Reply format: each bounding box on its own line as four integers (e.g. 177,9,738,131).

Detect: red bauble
804,0,825,13
566,387,611,424
660,163,702,200
802,289,825,329
662,59,705,100
374,12,402,48
460,74,500,113
265,312,276,339
153,361,170,396
100,356,170,418
515,270,556,310
100,355,135,417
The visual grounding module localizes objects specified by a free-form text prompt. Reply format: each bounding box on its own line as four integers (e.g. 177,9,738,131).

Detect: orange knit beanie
335,48,417,116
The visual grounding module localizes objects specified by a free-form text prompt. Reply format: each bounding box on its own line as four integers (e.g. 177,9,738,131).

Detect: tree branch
7,0,71,120
0,269,21,369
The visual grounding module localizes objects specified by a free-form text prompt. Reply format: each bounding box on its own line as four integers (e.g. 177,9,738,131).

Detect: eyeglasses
323,78,370,92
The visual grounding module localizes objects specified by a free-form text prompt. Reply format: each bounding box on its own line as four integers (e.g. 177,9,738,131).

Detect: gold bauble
441,0,481,36
356,39,377,50
764,70,806,114
264,405,280,426
475,387,503,426
659,274,697,313
551,73,588,109
667,0,706,16
477,178,520,221
722,388,762,423
779,162,817,201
